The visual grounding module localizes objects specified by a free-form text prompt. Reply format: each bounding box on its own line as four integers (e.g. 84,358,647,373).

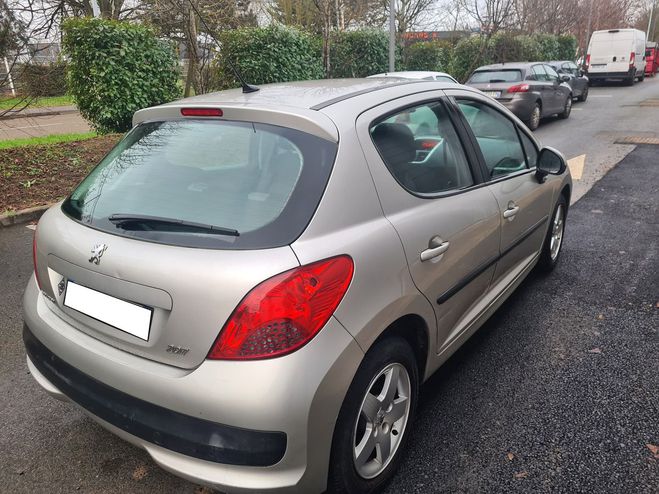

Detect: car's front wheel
538,194,567,272
578,85,588,102
327,337,418,494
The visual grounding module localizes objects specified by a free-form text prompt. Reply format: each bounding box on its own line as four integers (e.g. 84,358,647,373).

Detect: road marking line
567,154,586,180
571,108,583,111
0,123,63,130
25,224,36,231
589,94,613,98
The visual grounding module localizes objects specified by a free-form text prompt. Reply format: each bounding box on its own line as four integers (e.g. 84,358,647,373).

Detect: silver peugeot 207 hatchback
24,79,571,493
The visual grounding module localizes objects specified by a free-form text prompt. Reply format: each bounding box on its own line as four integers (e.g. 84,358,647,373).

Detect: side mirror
560,74,571,82
536,147,567,183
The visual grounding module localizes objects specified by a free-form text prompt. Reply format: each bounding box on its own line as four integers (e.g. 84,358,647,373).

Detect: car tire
625,72,635,86
526,103,541,131
559,96,572,119
327,337,418,494
578,85,588,102
638,71,645,82
537,194,567,273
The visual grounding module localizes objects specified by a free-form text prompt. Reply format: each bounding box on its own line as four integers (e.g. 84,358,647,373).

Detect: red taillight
585,54,591,69
208,256,354,360
629,52,635,66
508,83,530,93
420,140,436,149
32,226,41,289
180,108,223,117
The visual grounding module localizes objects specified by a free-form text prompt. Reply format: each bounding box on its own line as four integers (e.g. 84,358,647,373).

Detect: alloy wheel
353,363,411,479
550,204,564,261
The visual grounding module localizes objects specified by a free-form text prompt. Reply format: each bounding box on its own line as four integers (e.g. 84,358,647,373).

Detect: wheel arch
367,313,430,381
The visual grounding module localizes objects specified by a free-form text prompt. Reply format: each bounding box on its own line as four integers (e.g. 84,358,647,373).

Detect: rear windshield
468,70,522,83
62,120,337,249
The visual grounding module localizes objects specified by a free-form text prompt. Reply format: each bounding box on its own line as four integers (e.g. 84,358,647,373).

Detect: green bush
452,37,491,82
515,34,542,61
489,32,527,63
22,62,67,97
62,18,179,133
329,29,395,78
404,40,453,72
213,25,323,89
556,35,578,60
532,33,561,61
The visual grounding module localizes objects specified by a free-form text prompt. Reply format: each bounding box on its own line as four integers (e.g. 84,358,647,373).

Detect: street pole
388,0,395,72
647,1,655,40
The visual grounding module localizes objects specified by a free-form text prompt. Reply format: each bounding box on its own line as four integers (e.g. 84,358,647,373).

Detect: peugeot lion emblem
89,243,108,265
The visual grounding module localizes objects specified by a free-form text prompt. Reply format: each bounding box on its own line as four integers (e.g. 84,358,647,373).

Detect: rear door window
63,120,337,249
370,101,474,194
531,65,548,81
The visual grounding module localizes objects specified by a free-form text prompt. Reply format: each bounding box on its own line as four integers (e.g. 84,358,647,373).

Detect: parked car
645,42,658,77
547,60,589,102
24,78,571,494
368,70,458,83
585,28,647,85
466,62,573,130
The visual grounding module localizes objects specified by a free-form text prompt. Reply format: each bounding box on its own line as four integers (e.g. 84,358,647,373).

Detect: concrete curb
1,107,78,121
0,203,53,227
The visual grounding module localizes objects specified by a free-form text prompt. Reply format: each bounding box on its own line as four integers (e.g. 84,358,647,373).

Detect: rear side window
468,70,522,83
370,101,473,195
457,100,527,178
62,120,337,249
530,65,548,81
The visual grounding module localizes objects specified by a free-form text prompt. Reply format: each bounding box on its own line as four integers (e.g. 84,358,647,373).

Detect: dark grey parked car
547,61,589,102
466,63,573,131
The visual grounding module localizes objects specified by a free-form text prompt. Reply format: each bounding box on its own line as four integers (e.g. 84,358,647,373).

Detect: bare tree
461,0,516,35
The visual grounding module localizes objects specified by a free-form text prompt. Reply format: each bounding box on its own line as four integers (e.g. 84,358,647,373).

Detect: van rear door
589,30,634,74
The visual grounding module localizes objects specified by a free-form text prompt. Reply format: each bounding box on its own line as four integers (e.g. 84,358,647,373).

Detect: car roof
367,71,455,80
473,62,539,71
159,78,424,111
548,60,575,65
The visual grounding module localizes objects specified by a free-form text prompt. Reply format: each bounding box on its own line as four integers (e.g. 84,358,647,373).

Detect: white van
586,29,647,85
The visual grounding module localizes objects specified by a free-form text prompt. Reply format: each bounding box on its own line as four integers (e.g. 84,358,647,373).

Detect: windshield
468,70,523,83
62,120,337,249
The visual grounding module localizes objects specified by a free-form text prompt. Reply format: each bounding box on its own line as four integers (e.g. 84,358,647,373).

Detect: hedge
329,29,397,78
213,25,323,89
62,18,179,133
403,40,452,72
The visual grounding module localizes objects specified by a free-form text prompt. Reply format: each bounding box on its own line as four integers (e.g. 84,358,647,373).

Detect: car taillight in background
508,84,530,93
207,256,354,360
32,226,41,289
629,52,635,66
585,54,591,69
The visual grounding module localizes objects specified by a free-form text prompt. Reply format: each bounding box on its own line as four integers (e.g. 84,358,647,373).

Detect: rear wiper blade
489,79,506,83
108,214,239,236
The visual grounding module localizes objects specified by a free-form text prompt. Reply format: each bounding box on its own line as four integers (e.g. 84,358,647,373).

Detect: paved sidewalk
0,110,90,140
1,105,78,120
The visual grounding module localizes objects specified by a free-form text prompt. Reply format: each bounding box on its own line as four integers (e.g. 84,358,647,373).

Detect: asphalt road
0,111,91,140
1,81,658,493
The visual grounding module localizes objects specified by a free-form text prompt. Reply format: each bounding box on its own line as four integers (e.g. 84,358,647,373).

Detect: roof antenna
185,0,259,94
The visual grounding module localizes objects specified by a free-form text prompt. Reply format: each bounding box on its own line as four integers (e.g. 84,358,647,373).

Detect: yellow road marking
567,154,585,180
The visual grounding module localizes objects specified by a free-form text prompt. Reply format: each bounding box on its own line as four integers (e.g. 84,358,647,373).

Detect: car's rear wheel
638,71,645,82
578,85,588,102
538,195,567,272
526,103,541,131
327,337,418,494
625,72,635,86
559,96,572,119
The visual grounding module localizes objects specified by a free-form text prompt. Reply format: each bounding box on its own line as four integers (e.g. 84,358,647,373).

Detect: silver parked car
24,79,571,494
466,62,573,130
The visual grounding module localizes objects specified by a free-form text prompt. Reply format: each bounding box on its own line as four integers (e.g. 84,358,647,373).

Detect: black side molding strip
437,215,548,305
23,325,287,466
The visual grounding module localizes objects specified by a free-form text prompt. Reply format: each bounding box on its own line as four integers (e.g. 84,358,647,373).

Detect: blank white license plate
64,281,152,340
483,91,501,98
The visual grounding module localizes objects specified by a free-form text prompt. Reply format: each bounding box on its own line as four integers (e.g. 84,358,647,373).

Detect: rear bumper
22,275,364,493
24,324,286,466
586,69,634,81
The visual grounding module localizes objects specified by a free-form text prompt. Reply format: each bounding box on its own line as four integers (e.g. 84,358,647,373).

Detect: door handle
503,205,520,220
421,236,449,262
